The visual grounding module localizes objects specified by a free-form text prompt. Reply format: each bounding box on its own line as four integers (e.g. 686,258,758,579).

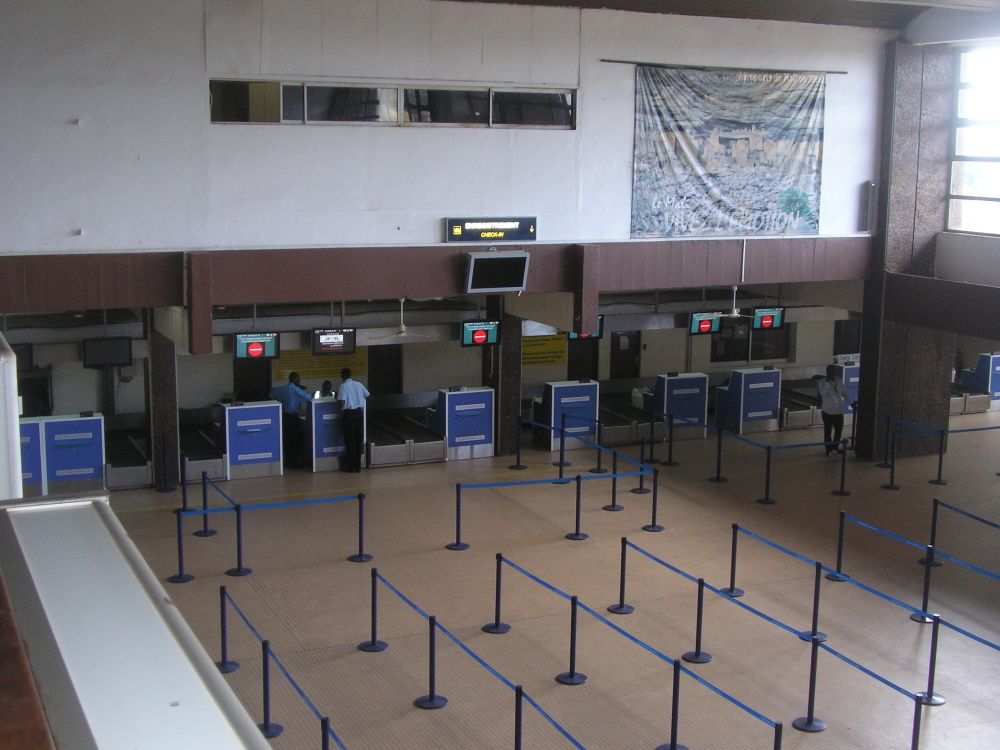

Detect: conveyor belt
180,425,223,460
106,431,148,468
369,411,442,444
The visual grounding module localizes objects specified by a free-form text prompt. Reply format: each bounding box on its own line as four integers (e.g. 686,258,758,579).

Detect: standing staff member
817,364,850,456
339,368,370,473
269,371,312,468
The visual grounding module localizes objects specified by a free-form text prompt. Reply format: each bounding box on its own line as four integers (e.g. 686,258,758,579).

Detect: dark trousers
342,407,365,471
822,412,845,453
282,413,304,468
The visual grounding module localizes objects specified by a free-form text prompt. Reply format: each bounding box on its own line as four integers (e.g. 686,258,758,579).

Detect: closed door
610,331,641,380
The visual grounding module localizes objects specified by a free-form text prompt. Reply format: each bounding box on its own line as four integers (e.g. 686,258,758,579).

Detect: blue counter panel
312,400,345,459
445,390,493,448
227,404,281,466
44,417,104,487
19,421,44,494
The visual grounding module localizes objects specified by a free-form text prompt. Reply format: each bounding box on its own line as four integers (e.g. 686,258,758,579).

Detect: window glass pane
957,88,1000,121
710,317,749,363
955,126,1000,157
307,86,397,122
492,91,574,126
403,89,488,124
960,47,1000,87
949,198,1000,234
951,161,1000,199
750,326,790,361
282,84,304,122
210,80,280,123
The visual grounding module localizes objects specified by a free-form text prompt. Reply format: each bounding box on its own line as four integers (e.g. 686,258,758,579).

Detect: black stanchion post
446,483,470,551
930,429,948,486
833,440,851,497
321,717,330,750
917,614,946,706
799,562,828,642
910,696,923,750
643,468,665,533
603,452,624,511
849,405,858,450
566,475,588,541
608,537,635,615
483,553,512,634
648,416,658,465
554,413,570,473
348,492,373,562
756,445,776,505
773,722,783,750
826,510,848,582
709,428,727,483
910,546,936,623
514,685,524,750
180,453,189,511
882,433,901,490
918,499,943,567
720,523,744,597
258,640,284,738
509,416,527,471
216,585,238,673
194,471,217,537
792,637,827,733
226,505,252,577
631,439,651,495
589,422,607,474
358,568,388,652
654,658,689,750
555,596,587,685
682,578,712,664
167,509,194,584
414,616,448,709
664,413,678,467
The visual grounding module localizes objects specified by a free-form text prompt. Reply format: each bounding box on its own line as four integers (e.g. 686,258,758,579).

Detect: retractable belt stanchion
833,440,851,497
709,427,727,483
514,685,524,750
554,413,570,472
167,509,194,584
348,492,372,563
917,615,946,706
483,553,512,634
910,546,936,624
446,483,469,551
555,596,587,685
918,499,943,567
414,616,447,709
358,568,388,652
792,637,827,733
509,417,527,470
756,445,776,505
682,578,712,664
321,717,331,750
194,471,217,537
664,414,679,467
607,537,635,615
930,429,948,486
643,468,665,533
826,511,848,582
910,696,924,750
258,640,284,738
720,523,744,597
589,422,607,474
654,659,689,750
849,407,858,451
566,475,588,541
180,454,189,511
647,416,658,465
773,723,783,750
216,586,239,673
798,562,828,642
226,504,251,577
882,433,901,490
603,453,624,511
631,439,651,494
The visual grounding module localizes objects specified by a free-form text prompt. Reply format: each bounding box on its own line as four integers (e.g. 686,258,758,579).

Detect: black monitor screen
568,315,604,341
466,251,530,294
689,312,722,335
234,332,279,360
752,307,785,330
461,320,500,347
82,337,133,368
312,328,357,355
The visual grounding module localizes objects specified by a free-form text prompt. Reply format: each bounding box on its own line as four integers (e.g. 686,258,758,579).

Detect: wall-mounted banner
631,66,825,238
522,335,567,366
446,217,537,242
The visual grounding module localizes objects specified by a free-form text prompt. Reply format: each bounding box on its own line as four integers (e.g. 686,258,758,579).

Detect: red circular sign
760,315,774,329
247,342,265,358
698,319,712,333
472,330,488,344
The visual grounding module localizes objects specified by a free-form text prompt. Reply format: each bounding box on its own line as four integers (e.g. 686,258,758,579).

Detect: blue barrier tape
727,432,770,450
625,542,699,585
179,506,234,517
374,573,431,620
770,440,834,451
816,566,923,616
463,478,578,491
520,693,587,749
242,495,357,513
937,500,1000,533
206,479,238,507
580,469,648,482
268,649,349,750
505,555,776,729
933,549,1000,584
737,527,816,568
433,621,516,691
939,618,1000,654
843,515,927,552
222,590,265,643
853,408,937,436
817,642,915,700
947,425,1000,435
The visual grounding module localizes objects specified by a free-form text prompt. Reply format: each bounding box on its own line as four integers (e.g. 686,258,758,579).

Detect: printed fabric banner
631,66,825,238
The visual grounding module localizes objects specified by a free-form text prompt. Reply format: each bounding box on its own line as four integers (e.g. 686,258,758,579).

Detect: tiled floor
114,414,1000,749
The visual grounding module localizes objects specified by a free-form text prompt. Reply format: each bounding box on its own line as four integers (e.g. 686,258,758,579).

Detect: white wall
403,341,482,392
177,353,233,409
638,329,688,376
0,0,888,254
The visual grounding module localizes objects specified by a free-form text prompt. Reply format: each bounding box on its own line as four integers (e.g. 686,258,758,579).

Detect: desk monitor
568,315,604,340
312,328,356,355
752,307,785,330
234,332,279,360
689,312,722,335
461,320,500,347
82,337,133,368
466,251,530,294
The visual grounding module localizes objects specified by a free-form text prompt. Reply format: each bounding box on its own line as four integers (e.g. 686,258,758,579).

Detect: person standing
817,364,850,456
339,368,370,472
269,371,312,468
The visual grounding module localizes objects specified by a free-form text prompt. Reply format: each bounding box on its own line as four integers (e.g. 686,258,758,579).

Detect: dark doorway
567,338,599,381
367,344,403,395
610,331,641,379
233,358,272,402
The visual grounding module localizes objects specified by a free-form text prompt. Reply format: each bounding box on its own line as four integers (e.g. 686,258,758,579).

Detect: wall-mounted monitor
81,337,133,369
689,312,722,335
465,251,530,294
461,320,500,347
234,332,279,360
312,328,356,355
568,315,604,341
752,307,785,330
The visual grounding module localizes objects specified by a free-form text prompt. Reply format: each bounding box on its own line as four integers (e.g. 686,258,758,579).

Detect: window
710,317,790,363
492,91,574,127
403,89,489,124
307,86,397,123
948,47,1000,235
210,81,280,123
282,85,304,122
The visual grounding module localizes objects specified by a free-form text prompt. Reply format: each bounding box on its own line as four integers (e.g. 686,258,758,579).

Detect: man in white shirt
339,368,370,472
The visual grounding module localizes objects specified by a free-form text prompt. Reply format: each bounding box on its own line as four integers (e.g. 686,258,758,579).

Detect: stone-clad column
483,297,522,456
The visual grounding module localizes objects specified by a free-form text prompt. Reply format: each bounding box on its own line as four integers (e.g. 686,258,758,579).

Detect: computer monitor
689,312,722,335
81,337,132,368
461,320,500,347
568,315,604,340
752,307,785,330
234,332,279,360
311,328,356,355
465,251,530,294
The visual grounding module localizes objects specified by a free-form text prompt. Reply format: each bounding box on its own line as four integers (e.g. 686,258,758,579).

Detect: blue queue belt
241,494,358,512
206,479,238,506
937,500,1000,533
737,527,817,567
816,642,915,700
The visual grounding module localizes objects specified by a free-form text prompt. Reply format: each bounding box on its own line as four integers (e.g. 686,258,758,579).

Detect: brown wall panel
884,272,1000,341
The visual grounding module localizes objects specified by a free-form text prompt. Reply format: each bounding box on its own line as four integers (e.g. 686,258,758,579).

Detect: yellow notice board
522,335,567,366
272,348,367,382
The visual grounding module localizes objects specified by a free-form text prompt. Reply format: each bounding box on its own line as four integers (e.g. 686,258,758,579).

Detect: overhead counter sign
446,217,537,243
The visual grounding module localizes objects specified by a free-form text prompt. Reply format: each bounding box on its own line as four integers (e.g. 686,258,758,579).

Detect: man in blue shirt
339,368,370,472
269,372,312,468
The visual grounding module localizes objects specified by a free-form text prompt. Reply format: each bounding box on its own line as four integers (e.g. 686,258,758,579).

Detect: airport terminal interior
2,0,1000,748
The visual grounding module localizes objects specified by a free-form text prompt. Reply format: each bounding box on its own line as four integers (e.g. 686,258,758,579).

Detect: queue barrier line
937,500,1000,533
222,590,348,750
816,642,915,700
180,506,234,517
501,556,779,731
520,417,650,473
374,572,584,749
933,549,1000,584
947,424,1000,436
939,617,1000,654
737,527,816,568
206,478,238,507
843,515,926,553
241,494,359,513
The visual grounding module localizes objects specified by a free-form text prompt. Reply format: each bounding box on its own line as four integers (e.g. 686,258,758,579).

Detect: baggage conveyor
367,409,446,466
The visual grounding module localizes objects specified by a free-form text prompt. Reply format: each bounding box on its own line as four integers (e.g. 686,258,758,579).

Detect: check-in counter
427,387,494,460
224,401,282,480
715,368,781,434
18,419,44,498
20,414,107,497
308,397,345,472
532,380,599,452
643,373,709,439
959,353,1000,410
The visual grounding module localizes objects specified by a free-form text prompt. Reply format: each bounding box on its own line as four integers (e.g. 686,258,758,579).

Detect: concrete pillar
483,297,522,456
149,319,180,487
